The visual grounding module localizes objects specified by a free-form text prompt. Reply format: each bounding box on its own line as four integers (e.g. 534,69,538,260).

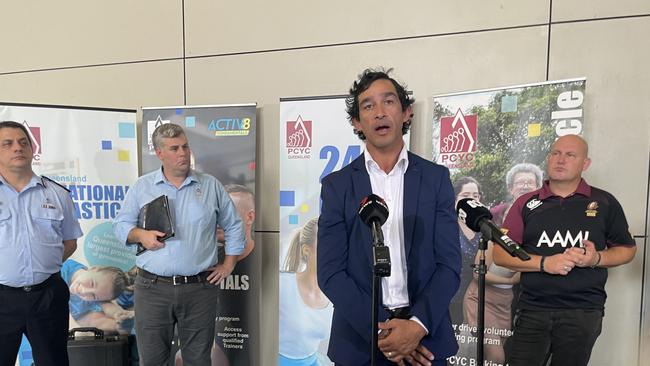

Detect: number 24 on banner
320,145,361,182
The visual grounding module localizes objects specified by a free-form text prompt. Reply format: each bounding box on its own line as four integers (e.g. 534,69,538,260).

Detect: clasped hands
543,239,600,275
378,318,434,365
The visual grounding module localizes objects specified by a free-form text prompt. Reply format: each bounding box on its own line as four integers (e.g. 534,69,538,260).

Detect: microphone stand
473,229,489,366
474,224,525,365
371,220,390,366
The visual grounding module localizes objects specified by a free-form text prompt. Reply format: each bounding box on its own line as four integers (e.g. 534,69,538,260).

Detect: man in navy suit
317,69,461,366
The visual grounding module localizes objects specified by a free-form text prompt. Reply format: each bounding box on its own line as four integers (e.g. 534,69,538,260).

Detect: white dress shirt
364,146,410,309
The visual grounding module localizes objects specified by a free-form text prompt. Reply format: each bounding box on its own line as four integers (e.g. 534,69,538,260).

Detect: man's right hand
130,228,166,250
404,344,435,366
544,252,578,275
385,343,434,366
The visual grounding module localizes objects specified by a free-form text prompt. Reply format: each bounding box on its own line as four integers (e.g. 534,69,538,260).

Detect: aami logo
439,109,477,169
22,121,42,165
537,230,589,248
146,115,170,154
286,115,312,159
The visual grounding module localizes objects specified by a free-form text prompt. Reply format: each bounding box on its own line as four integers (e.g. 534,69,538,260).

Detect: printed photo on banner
431,78,587,366
0,104,138,366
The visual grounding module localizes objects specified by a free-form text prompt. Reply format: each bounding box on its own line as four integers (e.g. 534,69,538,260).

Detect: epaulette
41,176,71,192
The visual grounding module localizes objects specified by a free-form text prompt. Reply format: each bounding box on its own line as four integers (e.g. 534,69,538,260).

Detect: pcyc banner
431,78,586,366
278,96,410,365
1,103,138,366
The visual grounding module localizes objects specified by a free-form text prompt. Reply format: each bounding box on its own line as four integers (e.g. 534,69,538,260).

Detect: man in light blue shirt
113,123,245,366
0,121,82,366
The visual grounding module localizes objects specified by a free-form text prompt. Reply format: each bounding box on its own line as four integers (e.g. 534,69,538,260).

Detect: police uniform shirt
0,174,83,287
502,179,635,310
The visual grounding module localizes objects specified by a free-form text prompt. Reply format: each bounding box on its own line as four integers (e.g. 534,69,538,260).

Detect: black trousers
505,308,603,366
0,274,70,366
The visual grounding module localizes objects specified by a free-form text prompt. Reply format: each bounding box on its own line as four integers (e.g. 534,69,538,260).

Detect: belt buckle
23,286,32,292
172,275,187,286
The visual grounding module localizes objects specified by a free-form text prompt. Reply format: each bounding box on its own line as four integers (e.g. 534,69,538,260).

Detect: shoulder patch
41,176,71,192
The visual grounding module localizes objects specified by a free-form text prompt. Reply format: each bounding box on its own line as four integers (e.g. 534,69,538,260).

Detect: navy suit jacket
317,152,461,366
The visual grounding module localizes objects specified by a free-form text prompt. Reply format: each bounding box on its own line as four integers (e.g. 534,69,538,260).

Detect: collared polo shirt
503,179,635,310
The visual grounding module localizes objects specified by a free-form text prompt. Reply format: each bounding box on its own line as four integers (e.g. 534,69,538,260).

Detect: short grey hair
505,163,543,189
152,123,185,149
225,184,255,210
225,184,254,197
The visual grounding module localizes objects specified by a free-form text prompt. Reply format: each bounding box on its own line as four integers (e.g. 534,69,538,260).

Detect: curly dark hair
345,68,415,140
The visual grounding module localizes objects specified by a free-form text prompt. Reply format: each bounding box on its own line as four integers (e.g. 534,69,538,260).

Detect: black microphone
456,198,530,261
359,194,389,227
359,194,391,276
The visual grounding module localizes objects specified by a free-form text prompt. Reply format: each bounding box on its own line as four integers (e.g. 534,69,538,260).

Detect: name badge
42,199,56,209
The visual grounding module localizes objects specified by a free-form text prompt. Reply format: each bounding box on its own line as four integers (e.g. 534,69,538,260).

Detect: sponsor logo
465,199,484,209
527,198,542,211
585,201,598,217
537,230,589,248
146,115,170,154
22,120,42,165
439,109,478,169
286,115,312,159
208,118,251,136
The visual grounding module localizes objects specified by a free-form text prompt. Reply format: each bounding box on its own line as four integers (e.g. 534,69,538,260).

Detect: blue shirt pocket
186,200,213,225
30,206,64,243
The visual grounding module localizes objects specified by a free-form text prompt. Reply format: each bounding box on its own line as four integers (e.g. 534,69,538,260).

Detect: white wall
1,1,648,365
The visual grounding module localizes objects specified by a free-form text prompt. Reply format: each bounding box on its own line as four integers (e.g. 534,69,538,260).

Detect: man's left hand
378,319,427,361
207,261,235,285
565,240,599,268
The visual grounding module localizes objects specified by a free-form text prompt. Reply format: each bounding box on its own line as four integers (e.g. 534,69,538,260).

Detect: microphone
359,194,391,276
456,198,530,261
359,194,389,227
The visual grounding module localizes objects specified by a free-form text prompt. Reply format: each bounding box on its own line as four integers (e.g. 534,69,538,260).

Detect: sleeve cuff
410,316,429,335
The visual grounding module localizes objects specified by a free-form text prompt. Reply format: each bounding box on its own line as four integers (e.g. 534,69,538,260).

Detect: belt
385,306,412,320
0,272,60,292
137,268,210,286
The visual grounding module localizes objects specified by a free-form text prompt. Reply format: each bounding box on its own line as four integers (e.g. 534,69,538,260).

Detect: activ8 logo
208,118,251,136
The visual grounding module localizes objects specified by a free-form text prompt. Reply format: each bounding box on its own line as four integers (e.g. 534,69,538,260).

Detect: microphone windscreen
456,198,492,232
359,194,389,226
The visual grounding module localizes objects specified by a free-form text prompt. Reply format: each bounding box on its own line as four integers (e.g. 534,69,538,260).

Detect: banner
278,96,410,365
141,104,258,366
0,103,138,366
431,79,586,366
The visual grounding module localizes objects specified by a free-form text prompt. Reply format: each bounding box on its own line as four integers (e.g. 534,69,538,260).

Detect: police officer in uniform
0,121,83,365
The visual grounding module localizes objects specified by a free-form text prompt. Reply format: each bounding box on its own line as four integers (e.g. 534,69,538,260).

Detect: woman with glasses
490,163,544,226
